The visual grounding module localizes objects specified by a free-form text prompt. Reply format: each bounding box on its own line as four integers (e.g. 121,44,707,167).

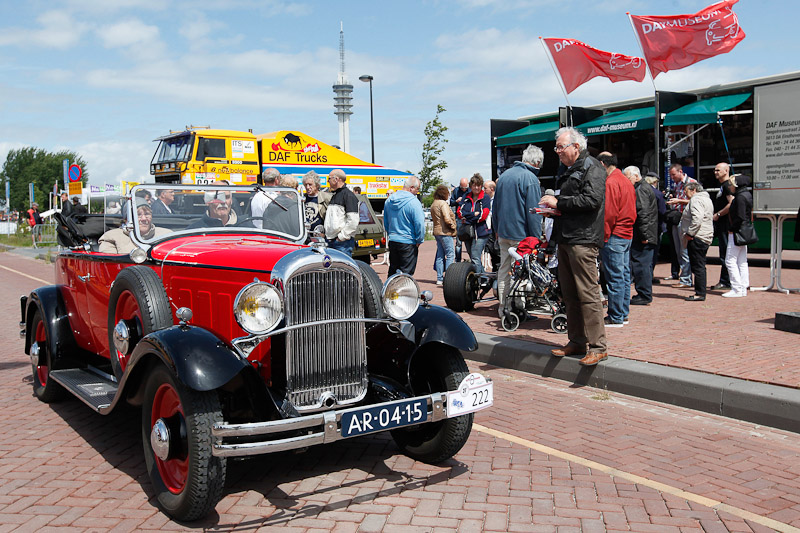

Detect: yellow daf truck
150,127,412,199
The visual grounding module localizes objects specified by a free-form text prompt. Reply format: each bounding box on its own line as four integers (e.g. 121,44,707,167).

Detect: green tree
0,147,88,211
419,104,448,196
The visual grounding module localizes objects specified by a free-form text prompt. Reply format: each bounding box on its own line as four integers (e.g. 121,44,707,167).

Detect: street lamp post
358,75,375,164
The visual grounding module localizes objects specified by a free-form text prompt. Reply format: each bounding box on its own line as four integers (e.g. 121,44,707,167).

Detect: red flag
543,38,645,94
631,0,745,79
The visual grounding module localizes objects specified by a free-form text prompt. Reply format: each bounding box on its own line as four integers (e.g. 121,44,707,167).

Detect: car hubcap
150,418,171,461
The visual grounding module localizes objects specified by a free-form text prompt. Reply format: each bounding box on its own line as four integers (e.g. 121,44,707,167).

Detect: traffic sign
69,164,82,182
68,182,83,196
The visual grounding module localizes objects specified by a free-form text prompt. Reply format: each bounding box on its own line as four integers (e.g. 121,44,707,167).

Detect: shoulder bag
457,222,475,241
733,221,758,246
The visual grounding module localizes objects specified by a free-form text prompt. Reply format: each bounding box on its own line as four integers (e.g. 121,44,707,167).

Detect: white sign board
754,79,800,212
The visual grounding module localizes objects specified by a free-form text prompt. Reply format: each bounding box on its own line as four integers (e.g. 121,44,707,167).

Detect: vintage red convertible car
20,184,493,521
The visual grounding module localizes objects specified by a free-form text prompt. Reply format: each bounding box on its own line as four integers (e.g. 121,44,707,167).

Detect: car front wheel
30,309,67,403
142,365,226,521
391,345,473,464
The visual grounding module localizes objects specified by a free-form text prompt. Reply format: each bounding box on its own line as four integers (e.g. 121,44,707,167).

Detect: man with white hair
623,166,658,305
250,167,281,229
383,176,425,275
540,127,607,366
324,169,360,256
492,144,543,316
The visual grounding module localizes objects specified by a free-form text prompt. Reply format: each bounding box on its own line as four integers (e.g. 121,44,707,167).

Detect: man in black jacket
624,166,659,305
540,127,607,366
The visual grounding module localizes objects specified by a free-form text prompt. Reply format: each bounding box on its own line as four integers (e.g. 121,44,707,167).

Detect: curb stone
465,331,800,434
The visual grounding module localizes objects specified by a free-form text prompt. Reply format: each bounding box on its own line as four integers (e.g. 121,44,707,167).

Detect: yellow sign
68,182,83,196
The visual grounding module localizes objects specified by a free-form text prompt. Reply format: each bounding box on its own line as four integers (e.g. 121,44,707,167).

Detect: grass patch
591,389,612,401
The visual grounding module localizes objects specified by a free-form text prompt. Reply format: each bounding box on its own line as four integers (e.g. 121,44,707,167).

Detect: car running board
49,369,118,413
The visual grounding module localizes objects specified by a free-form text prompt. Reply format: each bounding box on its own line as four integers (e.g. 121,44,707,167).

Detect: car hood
150,234,305,271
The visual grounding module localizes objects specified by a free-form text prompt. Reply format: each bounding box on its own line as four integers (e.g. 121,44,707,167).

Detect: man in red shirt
597,152,636,327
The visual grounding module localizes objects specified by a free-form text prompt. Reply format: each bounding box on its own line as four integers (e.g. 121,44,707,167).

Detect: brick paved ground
2,247,800,530
369,243,800,390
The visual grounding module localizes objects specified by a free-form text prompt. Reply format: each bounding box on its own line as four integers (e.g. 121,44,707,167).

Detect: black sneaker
630,296,651,306
604,316,624,328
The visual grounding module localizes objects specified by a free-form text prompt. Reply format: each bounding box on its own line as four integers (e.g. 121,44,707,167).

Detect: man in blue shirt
492,145,543,314
384,176,426,276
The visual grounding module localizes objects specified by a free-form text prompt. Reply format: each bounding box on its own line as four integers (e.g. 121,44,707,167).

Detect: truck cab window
196,138,226,161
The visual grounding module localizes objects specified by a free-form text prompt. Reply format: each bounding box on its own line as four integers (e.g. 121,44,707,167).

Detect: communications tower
332,22,353,153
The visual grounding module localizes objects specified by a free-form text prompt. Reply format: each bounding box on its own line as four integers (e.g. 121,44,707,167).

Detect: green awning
663,93,751,126
495,121,559,147
576,107,655,136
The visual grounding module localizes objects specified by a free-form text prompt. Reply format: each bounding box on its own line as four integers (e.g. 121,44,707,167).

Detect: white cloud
96,19,160,48
67,140,153,186
85,67,327,111
39,69,74,84
0,10,89,49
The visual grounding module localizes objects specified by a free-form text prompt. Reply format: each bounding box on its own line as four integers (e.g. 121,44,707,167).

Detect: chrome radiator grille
284,267,368,410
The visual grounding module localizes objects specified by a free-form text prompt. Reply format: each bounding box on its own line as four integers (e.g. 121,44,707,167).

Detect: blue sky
1,0,796,189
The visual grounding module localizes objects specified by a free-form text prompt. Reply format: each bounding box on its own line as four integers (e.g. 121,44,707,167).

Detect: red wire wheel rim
150,383,188,494
35,319,48,386
113,290,141,374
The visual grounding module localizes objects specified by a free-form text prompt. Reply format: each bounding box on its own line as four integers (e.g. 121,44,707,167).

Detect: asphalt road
2,250,800,531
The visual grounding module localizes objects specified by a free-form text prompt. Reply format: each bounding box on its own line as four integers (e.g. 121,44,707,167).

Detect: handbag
734,221,758,246
457,223,475,241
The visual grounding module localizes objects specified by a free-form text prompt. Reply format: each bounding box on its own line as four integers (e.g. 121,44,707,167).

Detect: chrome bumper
212,392,447,458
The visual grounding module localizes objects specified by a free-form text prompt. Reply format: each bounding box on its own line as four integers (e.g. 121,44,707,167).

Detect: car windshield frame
125,184,307,246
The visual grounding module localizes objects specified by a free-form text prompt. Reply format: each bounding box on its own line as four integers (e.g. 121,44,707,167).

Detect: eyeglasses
554,143,574,153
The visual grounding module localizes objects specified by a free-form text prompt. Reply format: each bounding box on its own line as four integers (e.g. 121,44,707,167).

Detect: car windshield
126,184,306,244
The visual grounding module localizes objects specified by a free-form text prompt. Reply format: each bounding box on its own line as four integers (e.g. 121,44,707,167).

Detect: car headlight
382,273,420,320
234,282,284,335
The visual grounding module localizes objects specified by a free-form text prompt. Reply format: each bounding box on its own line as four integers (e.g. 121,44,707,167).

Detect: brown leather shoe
551,343,587,357
579,352,608,366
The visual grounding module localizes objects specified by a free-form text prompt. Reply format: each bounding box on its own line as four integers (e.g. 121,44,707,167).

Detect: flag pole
540,37,572,110
627,12,663,181
626,13,657,92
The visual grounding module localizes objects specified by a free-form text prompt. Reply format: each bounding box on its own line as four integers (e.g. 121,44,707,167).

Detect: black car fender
23,286,79,362
407,304,478,352
126,324,251,393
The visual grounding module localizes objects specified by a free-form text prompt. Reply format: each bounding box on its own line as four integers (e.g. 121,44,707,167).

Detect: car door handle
78,273,91,282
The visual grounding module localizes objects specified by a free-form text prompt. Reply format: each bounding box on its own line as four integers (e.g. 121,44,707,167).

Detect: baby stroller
501,237,567,333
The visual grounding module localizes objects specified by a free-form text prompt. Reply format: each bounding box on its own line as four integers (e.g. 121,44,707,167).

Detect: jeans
687,238,709,297
455,219,463,262
600,235,632,323
434,235,455,281
725,232,749,295
467,236,488,273
327,237,354,257
672,224,692,284
715,230,731,286
630,241,656,302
